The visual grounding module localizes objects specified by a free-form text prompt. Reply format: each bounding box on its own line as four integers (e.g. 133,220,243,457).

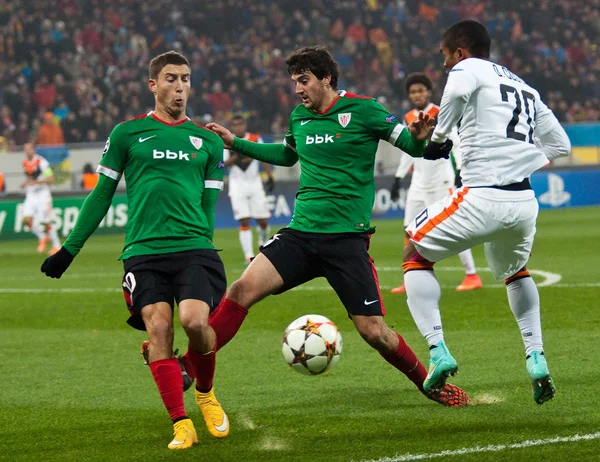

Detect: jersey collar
149,111,190,126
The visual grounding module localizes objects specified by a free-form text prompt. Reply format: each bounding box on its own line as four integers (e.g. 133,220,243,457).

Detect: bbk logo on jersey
306,134,334,145
153,149,191,161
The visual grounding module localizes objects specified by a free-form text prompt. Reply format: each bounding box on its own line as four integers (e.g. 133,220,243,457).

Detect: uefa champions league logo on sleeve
539,173,571,207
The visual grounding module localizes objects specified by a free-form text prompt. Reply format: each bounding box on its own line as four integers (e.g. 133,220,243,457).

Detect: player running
206,46,469,407
403,20,570,404
21,142,61,255
390,73,482,294
41,51,229,449
224,114,273,264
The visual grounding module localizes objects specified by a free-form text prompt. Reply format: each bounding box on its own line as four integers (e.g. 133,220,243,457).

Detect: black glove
423,139,453,160
454,169,463,188
264,176,274,194
41,247,75,279
390,177,402,202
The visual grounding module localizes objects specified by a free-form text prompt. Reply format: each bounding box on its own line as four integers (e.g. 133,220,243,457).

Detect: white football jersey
395,155,455,192
224,132,264,197
431,57,570,187
22,154,52,195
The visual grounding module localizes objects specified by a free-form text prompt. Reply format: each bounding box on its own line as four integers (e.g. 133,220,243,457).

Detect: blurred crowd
0,0,598,151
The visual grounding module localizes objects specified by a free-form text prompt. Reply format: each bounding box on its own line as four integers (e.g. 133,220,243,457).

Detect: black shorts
122,249,227,331
260,228,385,317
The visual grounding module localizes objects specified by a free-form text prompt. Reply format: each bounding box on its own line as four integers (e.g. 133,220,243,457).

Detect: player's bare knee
23,217,33,228
180,312,209,334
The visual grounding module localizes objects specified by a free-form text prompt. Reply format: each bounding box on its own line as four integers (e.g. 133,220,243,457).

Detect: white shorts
406,187,538,281
23,193,53,224
404,187,454,226
230,188,271,221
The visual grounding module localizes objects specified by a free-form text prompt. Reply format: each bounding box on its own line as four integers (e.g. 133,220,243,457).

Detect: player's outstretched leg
403,257,458,392
141,340,194,392
353,315,469,407
505,269,556,404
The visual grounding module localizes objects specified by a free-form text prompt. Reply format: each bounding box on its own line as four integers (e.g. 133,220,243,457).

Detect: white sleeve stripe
205,180,224,190
283,139,297,153
97,165,121,181
388,125,404,145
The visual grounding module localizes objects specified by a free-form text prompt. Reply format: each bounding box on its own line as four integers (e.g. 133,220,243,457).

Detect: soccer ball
281,314,342,375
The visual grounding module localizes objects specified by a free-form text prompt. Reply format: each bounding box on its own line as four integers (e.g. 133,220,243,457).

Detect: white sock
48,226,61,248
239,228,254,259
31,223,46,241
458,249,476,275
506,276,543,356
404,269,443,346
257,225,270,246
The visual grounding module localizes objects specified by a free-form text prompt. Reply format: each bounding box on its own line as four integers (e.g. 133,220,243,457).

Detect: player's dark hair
286,46,339,89
405,73,432,94
231,113,246,122
441,20,491,59
148,51,190,80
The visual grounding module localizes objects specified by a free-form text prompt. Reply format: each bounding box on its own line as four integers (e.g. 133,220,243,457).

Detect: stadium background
1,1,600,461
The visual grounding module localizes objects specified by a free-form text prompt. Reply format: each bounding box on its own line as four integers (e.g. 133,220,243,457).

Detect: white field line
357,432,600,462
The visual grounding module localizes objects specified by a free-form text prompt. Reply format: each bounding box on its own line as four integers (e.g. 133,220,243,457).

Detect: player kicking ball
41,51,229,449
389,73,482,294
403,21,570,404
206,46,469,407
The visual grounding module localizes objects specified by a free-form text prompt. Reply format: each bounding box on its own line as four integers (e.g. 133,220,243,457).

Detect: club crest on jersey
338,113,351,128
189,136,203,150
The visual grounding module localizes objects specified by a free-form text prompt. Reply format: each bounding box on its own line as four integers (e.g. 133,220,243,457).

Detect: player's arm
533,97,571,160
41,127,127,278
431,66,478,144
229,137,298,167
390,152,413,202
368,100,429,158
202,139,225,240
37,159,55,184
207,122,298,167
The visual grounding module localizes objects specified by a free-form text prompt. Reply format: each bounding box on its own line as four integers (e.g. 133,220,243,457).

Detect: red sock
380,333,427,393
186,346,216,392
209,298,248,351
149,358,187,422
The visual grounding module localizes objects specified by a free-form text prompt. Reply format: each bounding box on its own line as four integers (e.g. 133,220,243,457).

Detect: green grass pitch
0,207,599,461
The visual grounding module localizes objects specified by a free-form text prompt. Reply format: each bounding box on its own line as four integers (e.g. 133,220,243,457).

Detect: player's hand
390,177,402,202
407,111,435,141
423,139,453,160
41,247,75,279
264,176,274,194
205,122,235,148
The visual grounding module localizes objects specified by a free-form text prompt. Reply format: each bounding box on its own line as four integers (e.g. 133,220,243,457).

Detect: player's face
23,143,35,159
230,119,247,138
440,45,462,72
149,64,191,117
291,71,330,110
408,84,431,111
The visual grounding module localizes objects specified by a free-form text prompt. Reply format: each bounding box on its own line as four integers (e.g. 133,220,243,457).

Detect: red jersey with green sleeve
283,91,423,233
98,112,224,260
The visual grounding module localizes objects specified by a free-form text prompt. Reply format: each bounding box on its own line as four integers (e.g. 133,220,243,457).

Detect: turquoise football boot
526,351,556,405
423,340,459,393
